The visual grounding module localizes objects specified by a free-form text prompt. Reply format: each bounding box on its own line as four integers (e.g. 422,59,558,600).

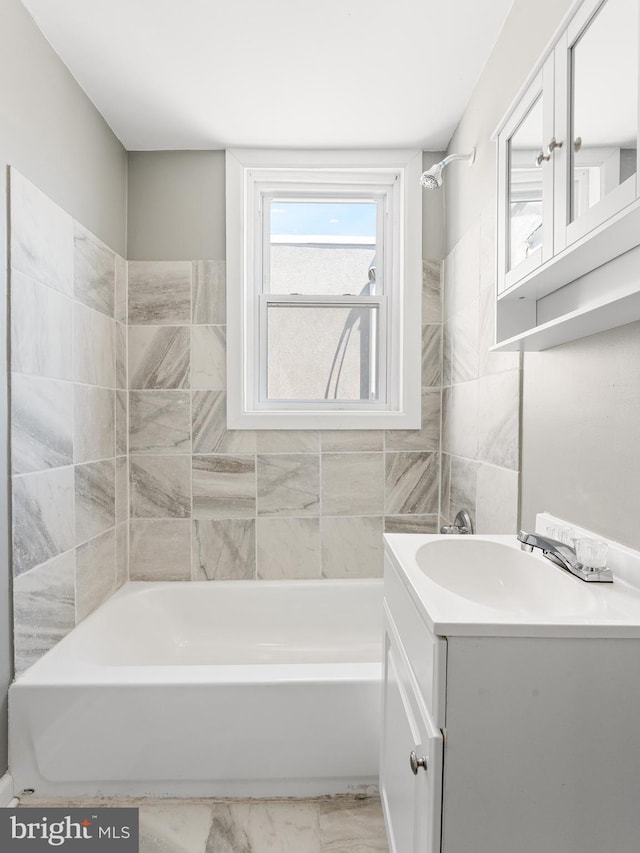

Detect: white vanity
380,518,640,853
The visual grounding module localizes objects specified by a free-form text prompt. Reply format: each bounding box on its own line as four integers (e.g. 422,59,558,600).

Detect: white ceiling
21,0,516,151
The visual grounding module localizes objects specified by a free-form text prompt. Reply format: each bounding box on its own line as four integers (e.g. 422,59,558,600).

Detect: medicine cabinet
493,0,640,350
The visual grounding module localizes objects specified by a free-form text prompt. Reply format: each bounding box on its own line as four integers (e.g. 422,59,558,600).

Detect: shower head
420,148,476,190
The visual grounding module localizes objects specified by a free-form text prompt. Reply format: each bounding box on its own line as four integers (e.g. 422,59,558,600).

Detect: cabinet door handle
535,137,564,166
409,750,428,775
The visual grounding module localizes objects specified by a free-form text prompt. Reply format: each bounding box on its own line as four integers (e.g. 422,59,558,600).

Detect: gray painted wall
127,150,446,262
446,0,640,550
0,0,127,775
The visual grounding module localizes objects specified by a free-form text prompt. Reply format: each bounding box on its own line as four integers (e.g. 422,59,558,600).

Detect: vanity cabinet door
555,0,639,252
380,631,443,853
497,57,555,294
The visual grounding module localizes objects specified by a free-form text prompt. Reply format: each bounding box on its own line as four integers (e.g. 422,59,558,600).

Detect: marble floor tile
139,803,214,853
129,326,190,390
319,797,388,852
321,516,384,578
130,455,191,518
192,260,226,325
321,453,384,516
13,550,75,676
192,518,256,580
75,528,116,623
11,374,73,474
10,169,73,296
257,517,321,579
207,801,319,853
129,519,191,581
128,261,191,325
12,467,74,575
192,455,256,518
73,221,115,318
11,271,73,380
130,390,192,453
257,454,320,517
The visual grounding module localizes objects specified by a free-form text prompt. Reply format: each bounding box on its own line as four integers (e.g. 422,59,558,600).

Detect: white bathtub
9,579,383,798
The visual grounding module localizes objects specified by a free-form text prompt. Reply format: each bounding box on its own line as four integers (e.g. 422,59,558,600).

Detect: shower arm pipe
437,151,475,169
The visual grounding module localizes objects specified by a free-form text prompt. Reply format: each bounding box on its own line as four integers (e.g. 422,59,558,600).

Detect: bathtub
9,579,383,798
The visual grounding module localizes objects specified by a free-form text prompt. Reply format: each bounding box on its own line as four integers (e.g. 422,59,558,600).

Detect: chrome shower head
419,148,476,190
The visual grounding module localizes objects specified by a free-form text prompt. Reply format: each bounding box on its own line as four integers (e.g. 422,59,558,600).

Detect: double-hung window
226,150,422,429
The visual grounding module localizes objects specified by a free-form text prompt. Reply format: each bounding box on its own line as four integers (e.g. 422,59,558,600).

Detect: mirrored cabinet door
560,0,639,246
497,59,555,293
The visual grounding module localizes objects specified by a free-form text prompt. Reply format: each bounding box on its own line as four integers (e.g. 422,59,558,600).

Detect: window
226,149,422,429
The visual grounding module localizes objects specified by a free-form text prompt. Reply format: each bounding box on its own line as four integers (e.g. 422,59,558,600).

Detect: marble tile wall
440,201,521,534
9,170,128,674
127,258,442,581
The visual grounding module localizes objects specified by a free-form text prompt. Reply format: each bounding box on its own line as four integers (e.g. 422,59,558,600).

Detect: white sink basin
414,537,595,616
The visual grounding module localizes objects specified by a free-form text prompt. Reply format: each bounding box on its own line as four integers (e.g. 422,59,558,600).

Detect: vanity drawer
384,554,446,727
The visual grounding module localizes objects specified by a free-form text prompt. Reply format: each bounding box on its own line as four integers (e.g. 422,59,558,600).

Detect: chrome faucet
517,530,613,583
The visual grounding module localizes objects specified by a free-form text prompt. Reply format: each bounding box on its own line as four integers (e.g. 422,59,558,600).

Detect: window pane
268,200,377,295
266,304,380,402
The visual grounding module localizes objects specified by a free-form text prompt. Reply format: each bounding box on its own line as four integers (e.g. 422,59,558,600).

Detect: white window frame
226,149,422,430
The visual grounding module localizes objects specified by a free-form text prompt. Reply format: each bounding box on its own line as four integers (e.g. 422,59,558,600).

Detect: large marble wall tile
257,454,320,516
116,522,128,587
422,324,442,388
321,453,384,516
129,519,191,580
385,451,439,515
130,390,191,453
192,455,256,518
385,514,439,533
479,283,520,377
116,456,128,526
256,517,321,579
441,382,478,459
321,516,383,578
475,463,519,534
477,370,520,470
449,456,479,523
128,260,191,324
422,259,442,325
73,303,115,388
192,260,225,325
207,801,318,853
128,326,190,389
257,431,320,453
75,528,116,622
11,374,73,474
10,272,73,380
447,220,480,319
74,460,116,545
450,298,480,384
12,468,74,575
10,169,73,295
192,391,256,454
116,322,127,389
192,519,255,580
479,199,497,293
116,390,128,457
74,386,115,463
385,388,441,452
319,796,388,852
13,551,75,676
321,430,383,452
191,326,226,390
114,254,127,324
130,455,191,518
73,221,115,317
440,452,452,526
